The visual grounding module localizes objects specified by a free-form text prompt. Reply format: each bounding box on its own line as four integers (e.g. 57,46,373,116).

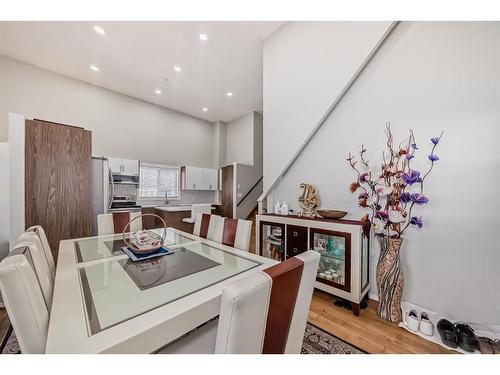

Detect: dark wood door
25,119,92,262
285,225,308,259
221,165,233,218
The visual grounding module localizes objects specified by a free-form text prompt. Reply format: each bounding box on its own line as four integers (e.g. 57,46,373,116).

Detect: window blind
139,163,180,199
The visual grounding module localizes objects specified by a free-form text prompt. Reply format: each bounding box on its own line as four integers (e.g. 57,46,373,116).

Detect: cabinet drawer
286,225,308,258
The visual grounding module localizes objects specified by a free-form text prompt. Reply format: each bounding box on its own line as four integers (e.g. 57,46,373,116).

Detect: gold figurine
298,183,318,217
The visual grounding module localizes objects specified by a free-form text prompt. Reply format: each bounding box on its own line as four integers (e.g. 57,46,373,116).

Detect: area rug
1,323,366,354
1,326,20,354
301,323,367,354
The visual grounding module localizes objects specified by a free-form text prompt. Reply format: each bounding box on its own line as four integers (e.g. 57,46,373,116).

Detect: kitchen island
141,204,215,233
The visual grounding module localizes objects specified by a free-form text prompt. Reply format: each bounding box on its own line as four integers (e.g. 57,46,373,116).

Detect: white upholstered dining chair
11,237,54,309
97,211,142,236
211,217,253,252
26,225,55,278
158,250,320,354
182,204,212,224
193,213,221,240
0,253,50,353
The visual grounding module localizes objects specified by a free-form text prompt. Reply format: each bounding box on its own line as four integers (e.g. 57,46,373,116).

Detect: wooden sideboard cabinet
256,213,370,315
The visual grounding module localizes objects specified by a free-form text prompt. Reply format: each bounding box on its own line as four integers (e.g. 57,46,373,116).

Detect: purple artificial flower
431,137,440,145
358,192,368,199
428,154,440,162
402,170,421,186
406,154,414,160
359,172,369,183
375,211,389,221
411,193,429,205
400,192,412,203
411,143,418,150
410,216,423,228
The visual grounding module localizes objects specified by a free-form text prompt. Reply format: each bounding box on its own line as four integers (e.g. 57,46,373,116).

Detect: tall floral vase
376,236,404,323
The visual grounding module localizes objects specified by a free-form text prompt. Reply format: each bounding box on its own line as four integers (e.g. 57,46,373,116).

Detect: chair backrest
193,213,221,239
0,254,49,353
215,272,272,354
26,225,55,277
97,211,142,236
211,218,253,251
190,204,212,220
14,236,54,309
284,250,321,353
261,250,320,354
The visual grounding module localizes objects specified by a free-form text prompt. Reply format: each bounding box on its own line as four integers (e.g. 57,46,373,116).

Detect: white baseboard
0,302,4,308
368,292,378,301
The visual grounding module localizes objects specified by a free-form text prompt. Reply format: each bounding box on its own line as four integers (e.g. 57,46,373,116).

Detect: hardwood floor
309,290,453,354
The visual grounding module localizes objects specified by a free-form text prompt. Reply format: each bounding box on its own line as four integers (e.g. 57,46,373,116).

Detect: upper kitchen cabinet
108,157,139,175
181,166,219,191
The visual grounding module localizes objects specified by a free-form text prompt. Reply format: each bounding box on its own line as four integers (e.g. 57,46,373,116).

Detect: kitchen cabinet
108,157,139,175
256,213,370,316
181,166,219,191
202,168,218,190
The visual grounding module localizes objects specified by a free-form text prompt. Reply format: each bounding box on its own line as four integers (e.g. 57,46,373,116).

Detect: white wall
0,55,216,168
262,21,394,193
225,112,255,166
266,22,500,323
235,112,263,218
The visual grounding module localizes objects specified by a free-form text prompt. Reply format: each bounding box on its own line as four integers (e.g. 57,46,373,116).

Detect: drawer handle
293,248,298,252
293,231,298,236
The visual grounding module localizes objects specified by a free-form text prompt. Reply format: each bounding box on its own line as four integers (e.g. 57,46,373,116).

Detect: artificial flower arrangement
347,123,443,238
347,123,443,322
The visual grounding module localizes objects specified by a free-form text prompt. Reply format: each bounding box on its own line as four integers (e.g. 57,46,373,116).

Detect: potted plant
347,123,443,322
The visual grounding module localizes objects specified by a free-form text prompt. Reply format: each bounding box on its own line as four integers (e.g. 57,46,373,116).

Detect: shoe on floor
419,312,434,336
455,323,478,353
437,319,458,348
405,310,420,332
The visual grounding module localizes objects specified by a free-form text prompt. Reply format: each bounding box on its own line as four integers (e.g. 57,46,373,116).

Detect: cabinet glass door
260,221,285,261
310,228,351,292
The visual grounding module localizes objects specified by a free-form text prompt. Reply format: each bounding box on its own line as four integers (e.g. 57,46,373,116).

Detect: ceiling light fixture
174,66,182,72
89,65,100,72
202,107,208,112
94,25,105,35
155,89,162,95
226,92,233,97
199,34,208,41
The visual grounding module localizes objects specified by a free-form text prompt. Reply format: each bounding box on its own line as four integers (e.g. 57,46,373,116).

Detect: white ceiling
0,21,283,123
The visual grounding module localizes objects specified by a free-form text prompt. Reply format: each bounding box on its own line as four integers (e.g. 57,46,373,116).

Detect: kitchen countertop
141,204,217,212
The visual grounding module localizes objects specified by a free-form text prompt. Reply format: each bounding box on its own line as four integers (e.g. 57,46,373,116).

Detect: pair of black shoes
437,319,477,352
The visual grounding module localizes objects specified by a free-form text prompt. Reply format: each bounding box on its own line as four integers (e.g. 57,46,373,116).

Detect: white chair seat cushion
182,217,195,224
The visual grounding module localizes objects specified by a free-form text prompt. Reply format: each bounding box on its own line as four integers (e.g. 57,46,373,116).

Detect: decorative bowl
317,210,348,220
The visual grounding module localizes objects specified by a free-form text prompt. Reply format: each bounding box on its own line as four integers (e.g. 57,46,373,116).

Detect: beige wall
0,55,216,168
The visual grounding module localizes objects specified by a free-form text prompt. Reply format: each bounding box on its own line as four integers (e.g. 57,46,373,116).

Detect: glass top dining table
45,228,276,353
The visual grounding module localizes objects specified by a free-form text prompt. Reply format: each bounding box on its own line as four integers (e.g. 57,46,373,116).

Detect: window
139,163,180,199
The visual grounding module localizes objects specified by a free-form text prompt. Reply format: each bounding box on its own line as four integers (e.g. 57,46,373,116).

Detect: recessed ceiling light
94,25,105,35
174,66,182,72
89,65,100,72
199,34,208,41
202,107,208,112
155,89,162,95
226,92,233,97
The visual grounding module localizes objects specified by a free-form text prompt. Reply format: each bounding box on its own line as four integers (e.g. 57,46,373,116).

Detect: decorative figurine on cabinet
298,183,318,217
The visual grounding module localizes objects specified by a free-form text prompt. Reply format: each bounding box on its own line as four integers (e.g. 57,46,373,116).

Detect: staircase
246,206,258,254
